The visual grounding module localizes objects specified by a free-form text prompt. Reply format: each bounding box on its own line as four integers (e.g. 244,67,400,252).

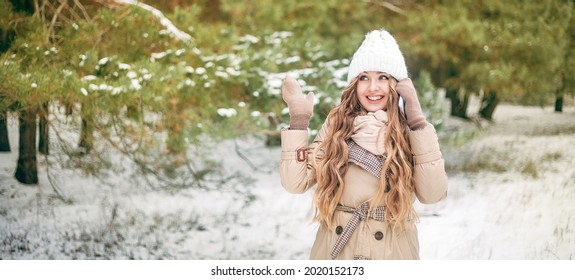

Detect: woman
279,29,448,260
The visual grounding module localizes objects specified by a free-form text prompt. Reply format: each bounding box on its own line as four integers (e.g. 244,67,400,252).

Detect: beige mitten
396,78,427,130
281,76,314,130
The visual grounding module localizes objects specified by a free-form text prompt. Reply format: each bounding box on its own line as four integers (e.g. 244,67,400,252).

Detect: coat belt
330,202,387,260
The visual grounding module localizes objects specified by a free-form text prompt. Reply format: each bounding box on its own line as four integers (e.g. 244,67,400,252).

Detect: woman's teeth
367,96,383,101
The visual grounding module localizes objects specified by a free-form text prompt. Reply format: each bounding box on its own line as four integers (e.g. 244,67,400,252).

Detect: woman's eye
359,75,368,81
379,75,389,80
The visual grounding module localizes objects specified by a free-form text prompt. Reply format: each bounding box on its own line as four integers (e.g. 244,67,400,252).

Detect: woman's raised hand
395,78,427,130
282,75,314,130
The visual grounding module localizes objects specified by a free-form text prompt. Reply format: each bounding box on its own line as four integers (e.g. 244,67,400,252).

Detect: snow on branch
113,0,193,43
363,0,406,15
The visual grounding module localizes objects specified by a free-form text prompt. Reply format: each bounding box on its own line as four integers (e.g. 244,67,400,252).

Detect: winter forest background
1,0,574,260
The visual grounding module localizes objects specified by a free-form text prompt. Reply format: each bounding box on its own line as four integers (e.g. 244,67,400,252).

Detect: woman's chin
363,105,387,113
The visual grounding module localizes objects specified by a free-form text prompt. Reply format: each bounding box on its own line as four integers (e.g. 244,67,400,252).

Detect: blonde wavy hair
311,77,418,230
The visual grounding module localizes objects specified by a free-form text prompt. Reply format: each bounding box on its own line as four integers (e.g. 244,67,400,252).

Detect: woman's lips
367,95,384,103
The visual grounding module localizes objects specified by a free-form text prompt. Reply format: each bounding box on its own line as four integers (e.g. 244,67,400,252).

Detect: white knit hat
346,29,408,84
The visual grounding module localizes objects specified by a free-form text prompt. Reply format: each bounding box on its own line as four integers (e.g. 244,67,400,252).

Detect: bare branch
33,0,40,16
45,153,74,204
47,0,67,44
73,0,93,22
234,140,273,174
63,2,84,22
39,0,48,22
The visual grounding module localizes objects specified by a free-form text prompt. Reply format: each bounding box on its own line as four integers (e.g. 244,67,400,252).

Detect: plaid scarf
346,139,385,179
346,139,390,192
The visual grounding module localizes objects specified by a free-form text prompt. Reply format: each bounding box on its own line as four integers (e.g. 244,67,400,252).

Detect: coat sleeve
408,123,448,204
279,121,328,194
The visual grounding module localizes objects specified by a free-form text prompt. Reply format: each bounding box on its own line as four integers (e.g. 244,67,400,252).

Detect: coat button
374,231,383,240
335,226,343,235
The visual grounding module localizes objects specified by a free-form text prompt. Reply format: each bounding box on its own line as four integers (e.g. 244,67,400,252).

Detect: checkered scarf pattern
346,139,385,179
330,202,387,260
347,139,391,192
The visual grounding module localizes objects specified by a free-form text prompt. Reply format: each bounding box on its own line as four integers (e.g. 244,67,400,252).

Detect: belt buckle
296,148,307,162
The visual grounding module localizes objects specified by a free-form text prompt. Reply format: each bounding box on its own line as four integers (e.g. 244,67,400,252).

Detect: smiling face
355,71,392,113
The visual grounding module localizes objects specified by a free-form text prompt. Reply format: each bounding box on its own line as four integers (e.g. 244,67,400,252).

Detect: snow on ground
1,102,574,260
0,112,317,260
417,102,575,260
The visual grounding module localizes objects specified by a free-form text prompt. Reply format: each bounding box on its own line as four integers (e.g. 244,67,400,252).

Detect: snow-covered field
1,101,574,260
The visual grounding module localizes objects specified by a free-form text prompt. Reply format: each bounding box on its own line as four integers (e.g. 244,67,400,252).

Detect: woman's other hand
282,75,314,130
395,78,427,130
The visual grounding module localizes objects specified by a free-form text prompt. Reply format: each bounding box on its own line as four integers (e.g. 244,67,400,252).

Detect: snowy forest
1,0,574,260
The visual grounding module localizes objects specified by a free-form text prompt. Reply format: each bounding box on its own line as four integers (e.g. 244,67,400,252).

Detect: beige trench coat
279,118,448,260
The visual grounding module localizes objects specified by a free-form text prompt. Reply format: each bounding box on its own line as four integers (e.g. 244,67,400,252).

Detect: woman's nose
369,80,379,91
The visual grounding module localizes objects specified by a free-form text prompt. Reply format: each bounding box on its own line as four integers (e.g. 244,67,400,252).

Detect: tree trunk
202,0,221,22
9,0,35,14
15,108,38,184
1,21,15,153
479,91,499,120
446,88,469,119
38,102,49,155
126,104,142,120
555,96,563,112
0,110,10,152
65,101,73,116
78,117,93,154
1,28,16,53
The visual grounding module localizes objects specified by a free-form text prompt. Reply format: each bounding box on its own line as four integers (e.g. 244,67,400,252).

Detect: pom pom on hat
346,29,408,83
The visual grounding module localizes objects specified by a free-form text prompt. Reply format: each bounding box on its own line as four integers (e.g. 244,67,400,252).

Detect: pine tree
397,0,574,119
